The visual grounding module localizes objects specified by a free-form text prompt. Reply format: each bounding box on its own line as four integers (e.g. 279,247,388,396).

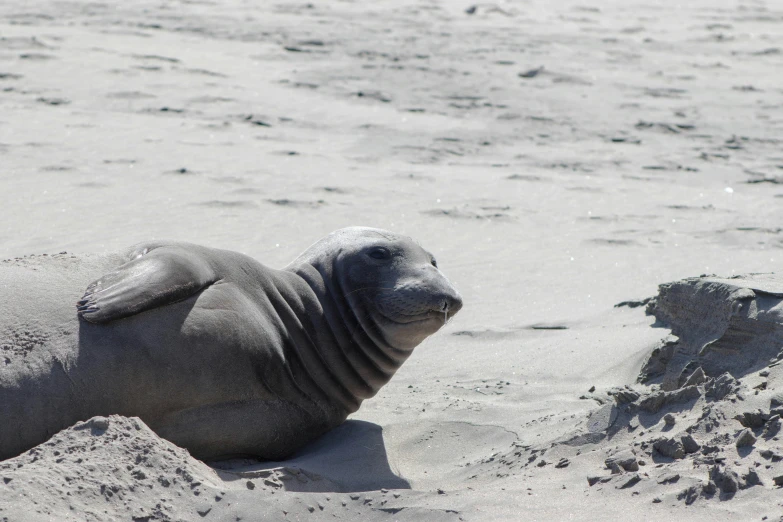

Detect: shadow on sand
210,420,410,493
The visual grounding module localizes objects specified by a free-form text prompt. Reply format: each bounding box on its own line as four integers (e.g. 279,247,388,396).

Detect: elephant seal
0,227,462,461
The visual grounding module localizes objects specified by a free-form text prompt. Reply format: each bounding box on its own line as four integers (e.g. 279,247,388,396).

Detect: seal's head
289,227,463,351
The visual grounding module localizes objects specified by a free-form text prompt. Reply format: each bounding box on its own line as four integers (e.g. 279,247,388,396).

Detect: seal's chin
372,310,446,350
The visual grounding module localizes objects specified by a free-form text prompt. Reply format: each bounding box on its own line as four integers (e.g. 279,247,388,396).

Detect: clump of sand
517,274,783,506
0,415,225,521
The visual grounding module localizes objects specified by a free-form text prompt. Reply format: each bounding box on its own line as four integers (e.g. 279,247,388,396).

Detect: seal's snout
440,291,463,316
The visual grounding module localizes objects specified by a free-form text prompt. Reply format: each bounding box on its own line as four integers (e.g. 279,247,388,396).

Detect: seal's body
0,228,462,460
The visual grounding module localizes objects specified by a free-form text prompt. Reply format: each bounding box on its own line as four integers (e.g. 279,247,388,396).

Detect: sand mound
549,275,783,505
642,274,783,389
0,415,224,521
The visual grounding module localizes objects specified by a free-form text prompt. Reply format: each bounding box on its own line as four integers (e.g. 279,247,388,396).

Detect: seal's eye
368,247,391,260
431,258,438,268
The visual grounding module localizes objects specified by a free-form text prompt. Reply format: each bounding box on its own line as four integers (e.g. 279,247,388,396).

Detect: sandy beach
2,0,783,519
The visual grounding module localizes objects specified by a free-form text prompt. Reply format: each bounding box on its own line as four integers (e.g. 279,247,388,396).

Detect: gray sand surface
2,0,783,519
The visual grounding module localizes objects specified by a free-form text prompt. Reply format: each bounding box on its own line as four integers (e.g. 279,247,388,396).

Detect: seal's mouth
376,309,448,326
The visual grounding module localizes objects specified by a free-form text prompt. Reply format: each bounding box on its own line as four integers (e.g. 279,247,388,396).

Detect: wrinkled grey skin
0,227,462,461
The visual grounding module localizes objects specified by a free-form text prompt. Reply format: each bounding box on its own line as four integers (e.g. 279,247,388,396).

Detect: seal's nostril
448,293,463,315
432,292,462,317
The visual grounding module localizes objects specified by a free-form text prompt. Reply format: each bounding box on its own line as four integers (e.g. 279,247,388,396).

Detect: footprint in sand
195,200,259,209
266,199,325,209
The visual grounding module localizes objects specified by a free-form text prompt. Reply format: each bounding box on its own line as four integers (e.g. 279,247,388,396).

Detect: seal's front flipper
77,244,218,324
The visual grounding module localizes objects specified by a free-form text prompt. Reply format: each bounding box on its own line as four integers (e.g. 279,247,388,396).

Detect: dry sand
1,0,783,520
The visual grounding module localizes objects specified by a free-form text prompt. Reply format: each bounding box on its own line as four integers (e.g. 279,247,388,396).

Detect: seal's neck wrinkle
335,268,409,371
328,265,405,391
292,261,409,413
